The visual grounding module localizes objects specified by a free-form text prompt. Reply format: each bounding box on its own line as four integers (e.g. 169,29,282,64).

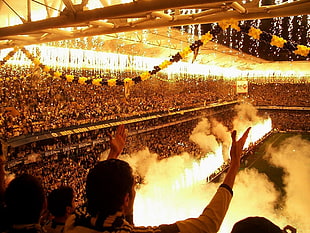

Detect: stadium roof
0,0,309,73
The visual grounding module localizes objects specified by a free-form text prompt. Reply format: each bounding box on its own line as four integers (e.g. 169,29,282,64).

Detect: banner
236,80,248,94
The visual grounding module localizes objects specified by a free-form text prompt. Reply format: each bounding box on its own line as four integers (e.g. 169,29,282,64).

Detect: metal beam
70,3,310,39
0,0,309,40
62,0,76,14
0,0,233,37
44,0,51,18
27,0,32,22
2,0,27,23
0,0,309,49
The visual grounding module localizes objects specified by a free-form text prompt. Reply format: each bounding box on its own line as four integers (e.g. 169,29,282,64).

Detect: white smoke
131,136,310,232
119,148,158,178
189,118,231,160
264,135,310,232
233,102,260,130
190,118,215,152
132,151,218,226
233,102,268,139
219,134,310,233
220,168,282,233
128,103,309,233
210,119,231,161
189,102,270,162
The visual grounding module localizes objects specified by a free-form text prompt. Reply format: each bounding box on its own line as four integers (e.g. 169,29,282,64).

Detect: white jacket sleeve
176,187,232,233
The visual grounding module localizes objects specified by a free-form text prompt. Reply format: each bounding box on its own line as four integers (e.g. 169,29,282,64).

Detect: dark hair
48,186,74,217
5,174,45,224
86,159,134,217
231,217,283,233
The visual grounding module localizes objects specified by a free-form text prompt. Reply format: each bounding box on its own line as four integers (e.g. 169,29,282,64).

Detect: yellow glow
86,0,104,10
1,45,309,80
243,117,272,149
88,0,133,9
134,118,272,226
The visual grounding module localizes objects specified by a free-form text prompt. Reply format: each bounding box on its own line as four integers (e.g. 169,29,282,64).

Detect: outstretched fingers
230,127,251,162
117,124,126,138
115,124,126,142
238,127,251,147
108,124,126,140
107,124,127,160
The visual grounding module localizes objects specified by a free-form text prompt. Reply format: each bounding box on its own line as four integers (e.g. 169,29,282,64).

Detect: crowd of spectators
0,68,308,175
2,108,258,210
6,118,209,208
124,120,202,157
5,105,235,162
266,111,310,131
248,82,310,107
249,82,310,131
0,73,308,215
1,70,309,142
124,108,235,158
0,72,236,140
8,145,103,208
6,119,201,164
5,128,110,162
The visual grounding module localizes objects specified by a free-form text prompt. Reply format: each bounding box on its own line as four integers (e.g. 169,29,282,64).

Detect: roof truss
0,0,309,50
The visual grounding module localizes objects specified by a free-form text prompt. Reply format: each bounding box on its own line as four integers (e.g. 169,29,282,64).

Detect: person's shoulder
44,221,65,233
132,225,170,233
63,225,99,233
0,205,9,232
5,225,44,233
64,215,97,233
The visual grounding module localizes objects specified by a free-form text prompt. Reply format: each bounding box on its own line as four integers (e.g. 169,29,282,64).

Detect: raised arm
175,128,251,233
107,124,127,160
222,127,251,190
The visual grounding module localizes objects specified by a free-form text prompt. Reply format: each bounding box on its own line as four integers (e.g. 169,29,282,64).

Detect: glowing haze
117,102,308,232
128,102,274,227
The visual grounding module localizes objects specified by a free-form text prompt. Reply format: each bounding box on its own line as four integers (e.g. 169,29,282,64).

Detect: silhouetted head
231,217,283,233
86,159,135,217
5,174,45,224
48,186,74,218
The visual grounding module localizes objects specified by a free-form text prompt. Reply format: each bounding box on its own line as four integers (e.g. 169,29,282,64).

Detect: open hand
230,127,251,165
107,124,126,159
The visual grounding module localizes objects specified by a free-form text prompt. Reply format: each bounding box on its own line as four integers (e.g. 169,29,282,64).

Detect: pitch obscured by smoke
130,134,309,233
126,103,309,233
264,135,310,232
221,134,310,233
220,168,281,233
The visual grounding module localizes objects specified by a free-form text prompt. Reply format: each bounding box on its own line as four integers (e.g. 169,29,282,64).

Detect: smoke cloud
233,102,261,131
210,119,231,161
125,103,309,233
189,118,231,161
264,135,310,232
221,134,310,233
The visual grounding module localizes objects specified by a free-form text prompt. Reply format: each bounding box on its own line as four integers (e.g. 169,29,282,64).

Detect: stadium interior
0,0,309,232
